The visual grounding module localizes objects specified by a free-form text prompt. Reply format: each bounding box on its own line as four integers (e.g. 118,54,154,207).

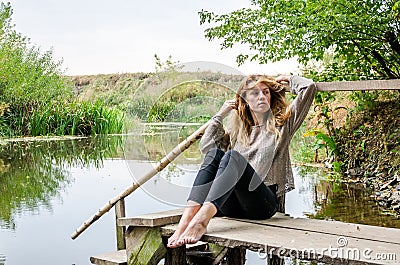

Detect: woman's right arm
199,100,236,154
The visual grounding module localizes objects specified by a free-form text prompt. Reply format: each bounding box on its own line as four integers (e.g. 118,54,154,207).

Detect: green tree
0,2,71,109
199,0,400,80
0,2,124,136
0,2,72,135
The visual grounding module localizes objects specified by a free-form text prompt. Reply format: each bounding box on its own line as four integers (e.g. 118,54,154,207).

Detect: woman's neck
252,111,267,126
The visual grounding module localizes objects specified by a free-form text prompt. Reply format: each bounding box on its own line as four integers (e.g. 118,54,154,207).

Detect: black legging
187,148,278,219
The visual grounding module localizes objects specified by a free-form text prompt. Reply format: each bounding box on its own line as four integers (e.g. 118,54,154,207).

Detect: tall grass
29,101,125,136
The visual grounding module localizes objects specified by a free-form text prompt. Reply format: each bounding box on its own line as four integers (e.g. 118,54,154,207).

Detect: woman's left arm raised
276,75,317,136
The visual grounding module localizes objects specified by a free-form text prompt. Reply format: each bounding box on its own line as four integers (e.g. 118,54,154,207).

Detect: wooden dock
90,208,400,265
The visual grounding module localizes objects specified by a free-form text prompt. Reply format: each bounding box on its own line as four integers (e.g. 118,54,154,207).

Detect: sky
9,0,299,76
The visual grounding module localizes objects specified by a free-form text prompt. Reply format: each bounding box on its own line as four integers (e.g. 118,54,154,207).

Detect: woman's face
245,83,271,114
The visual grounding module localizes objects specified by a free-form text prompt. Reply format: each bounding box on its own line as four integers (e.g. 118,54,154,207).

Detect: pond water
0,128,399,265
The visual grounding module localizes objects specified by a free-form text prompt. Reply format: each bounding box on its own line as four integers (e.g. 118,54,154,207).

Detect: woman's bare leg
167,200,201,248
176,202,217,246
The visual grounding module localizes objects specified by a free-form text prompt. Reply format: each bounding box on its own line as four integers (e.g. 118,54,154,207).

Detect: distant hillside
69,71,244,122
70,71,244,102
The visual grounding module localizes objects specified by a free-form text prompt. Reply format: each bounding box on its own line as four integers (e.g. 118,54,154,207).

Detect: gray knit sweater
199,75,317,197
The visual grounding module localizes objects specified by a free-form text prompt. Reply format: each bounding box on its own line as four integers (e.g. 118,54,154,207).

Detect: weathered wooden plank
208,243,227,264
183,242,227,265
162,218,400,265
210,246,229,265
146,242,167,265
115,199,126,250
316,79,400,92
117,208,183,227
90,250,127,265
163,237,186,265
232,213,400,245
118,209,400,244
224,248,246,265
125,226,166,265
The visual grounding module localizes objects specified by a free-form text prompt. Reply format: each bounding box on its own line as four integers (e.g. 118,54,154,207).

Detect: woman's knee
200,148,225,169
205,148,225,159
220,149,246,168
225,149,240,157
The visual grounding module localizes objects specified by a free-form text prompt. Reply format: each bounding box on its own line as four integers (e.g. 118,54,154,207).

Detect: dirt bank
336,100,400,216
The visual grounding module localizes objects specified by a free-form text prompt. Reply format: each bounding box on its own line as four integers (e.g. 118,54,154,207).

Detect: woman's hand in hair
275,75,291,83
216,99,237,118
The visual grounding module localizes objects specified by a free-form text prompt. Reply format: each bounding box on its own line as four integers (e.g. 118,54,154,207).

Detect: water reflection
311,180,400,228
0,124,204,232
0,126,399,265
135,122,204,164
292,166,400,228
0,136,124,230
2,129,399,232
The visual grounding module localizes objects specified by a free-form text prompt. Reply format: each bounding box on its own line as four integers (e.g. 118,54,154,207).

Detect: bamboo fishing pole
71,120,211,240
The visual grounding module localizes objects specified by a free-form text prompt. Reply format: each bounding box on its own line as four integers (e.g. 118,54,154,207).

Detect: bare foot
175,202,217,246
167,202,201,248
167,228,185,248
176,222,207,246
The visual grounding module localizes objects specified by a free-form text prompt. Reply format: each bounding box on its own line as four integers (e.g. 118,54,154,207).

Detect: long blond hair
228,75,291,147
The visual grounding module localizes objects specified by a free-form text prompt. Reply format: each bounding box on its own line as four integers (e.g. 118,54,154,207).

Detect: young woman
167,74,316,248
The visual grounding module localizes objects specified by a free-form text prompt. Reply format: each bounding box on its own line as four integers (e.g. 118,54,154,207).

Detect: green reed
28,100,125,136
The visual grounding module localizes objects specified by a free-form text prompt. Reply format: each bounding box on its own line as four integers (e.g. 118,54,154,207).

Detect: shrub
0,3,124,136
